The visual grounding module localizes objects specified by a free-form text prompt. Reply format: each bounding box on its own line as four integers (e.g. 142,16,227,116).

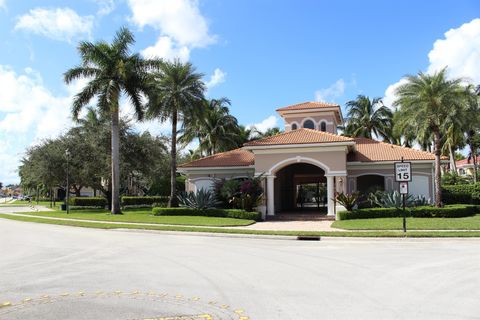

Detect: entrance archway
274,163,327,214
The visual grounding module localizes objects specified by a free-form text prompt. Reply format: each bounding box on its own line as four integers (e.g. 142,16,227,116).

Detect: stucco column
327,175,335,216
267,175,275,216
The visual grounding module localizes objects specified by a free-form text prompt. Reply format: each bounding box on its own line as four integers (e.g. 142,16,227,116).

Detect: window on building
320,121,326,132
291,123,298,130
303,120,315,129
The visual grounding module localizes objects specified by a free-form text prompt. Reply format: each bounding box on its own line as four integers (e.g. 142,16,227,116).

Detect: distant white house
456,156,479,178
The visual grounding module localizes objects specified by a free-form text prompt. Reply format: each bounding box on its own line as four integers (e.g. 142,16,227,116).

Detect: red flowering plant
214,175,264,211
238,176,264,212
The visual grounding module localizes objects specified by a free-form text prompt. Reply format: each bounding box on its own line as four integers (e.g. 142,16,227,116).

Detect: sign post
394,158,411,233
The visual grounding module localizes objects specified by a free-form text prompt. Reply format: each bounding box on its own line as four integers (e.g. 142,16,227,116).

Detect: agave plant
368,190,430,208
177,188,221,209
335,193,359,211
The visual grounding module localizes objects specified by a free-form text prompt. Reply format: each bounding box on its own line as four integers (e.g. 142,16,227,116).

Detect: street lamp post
65,149,70,214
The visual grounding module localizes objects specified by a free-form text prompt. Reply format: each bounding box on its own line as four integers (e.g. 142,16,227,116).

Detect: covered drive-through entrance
274,163,327,213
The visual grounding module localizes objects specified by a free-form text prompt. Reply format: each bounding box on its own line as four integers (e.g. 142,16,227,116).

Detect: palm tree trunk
448,144,457,173
169,106,179,207
433,130,443,207
111,106,122,214
473,148,478,184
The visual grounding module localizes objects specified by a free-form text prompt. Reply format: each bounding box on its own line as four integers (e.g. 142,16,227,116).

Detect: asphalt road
0,218,479,320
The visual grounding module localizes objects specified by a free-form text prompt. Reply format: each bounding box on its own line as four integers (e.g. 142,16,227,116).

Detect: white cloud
129,0,216,61
427,18,480,83
128,0,215,47
0,0,6,10
205,68,226,89
0,65,79,183
141,36,190,61
94,0,116,16
15,7,94,43
0,66,74,138
248,115,279,133
382,78,408,110
314,79,345,102
383,18,480,109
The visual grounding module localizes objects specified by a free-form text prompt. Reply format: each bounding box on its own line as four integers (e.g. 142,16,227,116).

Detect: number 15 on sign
394,162,412,182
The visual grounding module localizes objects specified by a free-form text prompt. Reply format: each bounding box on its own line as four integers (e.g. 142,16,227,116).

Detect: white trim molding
245,141,355,151
267,156,332,175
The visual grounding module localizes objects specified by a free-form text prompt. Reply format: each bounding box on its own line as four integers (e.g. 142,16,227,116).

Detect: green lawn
332,215,480,230
2,214,480,237
17,208,255,227
0,200,53,207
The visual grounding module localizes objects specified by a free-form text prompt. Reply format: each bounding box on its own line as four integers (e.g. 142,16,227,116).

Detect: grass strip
2,214,480,237
15,210,255,227
332,215,480,230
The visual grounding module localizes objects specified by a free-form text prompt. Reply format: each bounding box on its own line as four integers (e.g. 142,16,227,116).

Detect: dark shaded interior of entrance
356,175,385,194
275,163,327,213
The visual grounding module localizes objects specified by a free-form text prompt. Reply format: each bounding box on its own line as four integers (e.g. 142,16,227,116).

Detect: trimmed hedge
69,197,107,208
152,207,261,221
338,205,479,220
442,184,480,205
121,196,169,207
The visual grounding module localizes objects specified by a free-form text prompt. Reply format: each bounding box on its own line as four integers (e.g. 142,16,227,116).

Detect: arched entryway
274,163,327,213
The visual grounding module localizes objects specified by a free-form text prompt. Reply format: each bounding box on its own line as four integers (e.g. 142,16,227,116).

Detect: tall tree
464,85,480,183
180,98,240,156
343,95,393,141
147,59,205,207
64,27,159,214
394,68,469,206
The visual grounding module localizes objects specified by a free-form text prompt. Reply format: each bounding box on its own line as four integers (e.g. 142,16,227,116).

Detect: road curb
112,228,300,241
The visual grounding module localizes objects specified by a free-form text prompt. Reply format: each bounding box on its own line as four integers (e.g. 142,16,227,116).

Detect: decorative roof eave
244,141,356,150
178,165,255,173
276,106,343,124
346,159,445,165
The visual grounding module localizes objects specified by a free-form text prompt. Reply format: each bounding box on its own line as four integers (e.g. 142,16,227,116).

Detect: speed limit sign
394,161,412,182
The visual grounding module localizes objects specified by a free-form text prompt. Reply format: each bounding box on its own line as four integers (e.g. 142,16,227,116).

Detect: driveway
0,219,479,319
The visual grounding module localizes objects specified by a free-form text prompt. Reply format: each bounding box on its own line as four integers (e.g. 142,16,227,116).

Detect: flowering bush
214,176,264,211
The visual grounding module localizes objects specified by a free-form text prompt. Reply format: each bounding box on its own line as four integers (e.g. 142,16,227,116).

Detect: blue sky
0,0,479,184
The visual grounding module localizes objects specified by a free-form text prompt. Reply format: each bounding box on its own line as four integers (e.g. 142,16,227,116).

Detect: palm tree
343,95,393,141
257,127,282,139
443,124,465,173
147,59,205,207
64,27,160,214
180,98,240,156
394,68,469,206
464,85,480,183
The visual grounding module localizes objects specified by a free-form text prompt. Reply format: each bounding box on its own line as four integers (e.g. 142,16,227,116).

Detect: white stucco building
179,101,438,219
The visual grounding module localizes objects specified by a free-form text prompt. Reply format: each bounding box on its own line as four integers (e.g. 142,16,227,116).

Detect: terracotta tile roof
179,148,254,168
456,156,480,166
244,128,354,147
276,101,340,111
348,137,439,162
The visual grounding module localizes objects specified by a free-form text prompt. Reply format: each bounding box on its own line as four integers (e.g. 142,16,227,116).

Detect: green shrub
69,197,107,208
441,171,472,185
152,207,261,221
121,196,169,207
442,184,480,204
338,204,479,220
214,176,264,211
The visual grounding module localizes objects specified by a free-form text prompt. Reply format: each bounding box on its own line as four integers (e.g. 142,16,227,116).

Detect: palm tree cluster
343,68,480,206
65,27,281,213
